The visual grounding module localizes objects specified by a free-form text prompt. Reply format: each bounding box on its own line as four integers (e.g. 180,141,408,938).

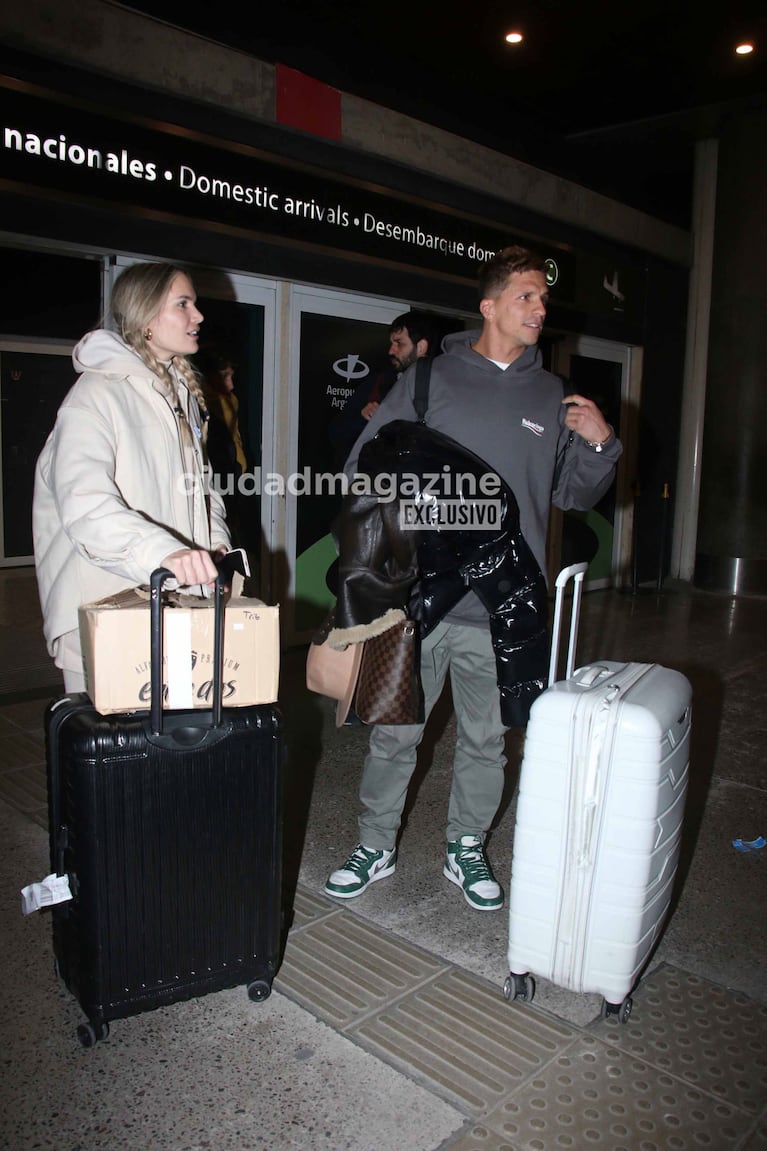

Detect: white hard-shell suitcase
503,563,692,1022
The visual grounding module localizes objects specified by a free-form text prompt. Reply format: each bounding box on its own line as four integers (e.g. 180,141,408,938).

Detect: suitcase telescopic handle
550,562,588,684
149,552,248,736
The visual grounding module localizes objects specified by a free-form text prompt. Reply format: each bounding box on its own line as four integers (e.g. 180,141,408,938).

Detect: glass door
285,285,408,643
550,335,641,589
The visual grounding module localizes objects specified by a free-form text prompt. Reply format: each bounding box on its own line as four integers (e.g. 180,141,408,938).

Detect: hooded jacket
33,330,230,664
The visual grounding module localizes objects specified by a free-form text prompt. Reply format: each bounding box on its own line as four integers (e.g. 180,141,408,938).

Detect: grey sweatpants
357,620,507,849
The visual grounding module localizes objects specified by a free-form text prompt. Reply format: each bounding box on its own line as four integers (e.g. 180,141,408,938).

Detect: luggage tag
20,873,73,915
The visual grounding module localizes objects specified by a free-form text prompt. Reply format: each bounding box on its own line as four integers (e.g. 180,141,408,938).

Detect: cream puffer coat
33,330,231,664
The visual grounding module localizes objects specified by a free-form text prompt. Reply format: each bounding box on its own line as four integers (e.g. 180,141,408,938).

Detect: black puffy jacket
329,419,549,726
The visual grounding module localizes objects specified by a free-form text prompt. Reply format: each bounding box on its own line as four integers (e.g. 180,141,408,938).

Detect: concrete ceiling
121,2,767,228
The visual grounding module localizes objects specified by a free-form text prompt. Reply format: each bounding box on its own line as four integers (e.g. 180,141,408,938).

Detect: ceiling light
735,43,754,55
505,32,523,44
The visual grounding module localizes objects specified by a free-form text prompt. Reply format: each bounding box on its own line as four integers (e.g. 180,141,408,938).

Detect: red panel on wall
275,63,342,141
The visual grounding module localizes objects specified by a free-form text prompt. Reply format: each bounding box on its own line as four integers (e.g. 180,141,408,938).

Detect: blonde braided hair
110,262,209,445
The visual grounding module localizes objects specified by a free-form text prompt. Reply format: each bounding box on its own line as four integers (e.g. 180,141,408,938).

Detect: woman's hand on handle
161,548,218,587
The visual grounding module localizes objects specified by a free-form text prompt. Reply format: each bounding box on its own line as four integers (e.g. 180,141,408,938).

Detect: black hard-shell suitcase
45,561,284,1047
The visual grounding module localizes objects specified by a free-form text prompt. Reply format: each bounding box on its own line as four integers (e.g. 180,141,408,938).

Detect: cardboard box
79,587,280,715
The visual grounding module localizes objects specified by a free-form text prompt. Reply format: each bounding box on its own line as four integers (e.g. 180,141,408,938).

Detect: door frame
283,284,408,643
550,333,642,589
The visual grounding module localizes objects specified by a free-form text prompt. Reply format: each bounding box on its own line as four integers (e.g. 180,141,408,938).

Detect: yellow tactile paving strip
599,968,767,1117
275,907,449,1029
483,1034,757,1150
350,968,576,1116
277,892,767,1149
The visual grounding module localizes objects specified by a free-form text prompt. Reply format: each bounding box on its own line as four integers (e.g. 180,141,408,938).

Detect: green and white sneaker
444,835,503,911
324,844,397,899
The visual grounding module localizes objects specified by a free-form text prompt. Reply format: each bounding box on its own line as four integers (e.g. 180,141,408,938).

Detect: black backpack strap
413,356,432,424
553,374,574,490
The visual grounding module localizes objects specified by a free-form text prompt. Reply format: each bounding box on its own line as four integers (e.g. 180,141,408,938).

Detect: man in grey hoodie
325,245,622,911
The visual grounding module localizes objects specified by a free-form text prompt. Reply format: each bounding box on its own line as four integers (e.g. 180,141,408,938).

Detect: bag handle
552,376,575,493
149,550,248,735
549,562,588,684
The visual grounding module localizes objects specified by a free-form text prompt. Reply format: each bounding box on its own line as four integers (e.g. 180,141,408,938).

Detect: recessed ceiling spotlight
505,31,524,44
735,42,755,55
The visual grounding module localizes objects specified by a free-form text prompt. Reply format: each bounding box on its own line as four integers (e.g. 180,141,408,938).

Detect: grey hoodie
346,328,622,626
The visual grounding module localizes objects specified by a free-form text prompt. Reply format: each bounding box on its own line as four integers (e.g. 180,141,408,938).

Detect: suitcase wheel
247,979,272,1003
601,996,633,1024
76,1020,110,1048
502,972,535,1004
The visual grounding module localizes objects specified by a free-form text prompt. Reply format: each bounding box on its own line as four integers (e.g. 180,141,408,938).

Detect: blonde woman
33,262,231,692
